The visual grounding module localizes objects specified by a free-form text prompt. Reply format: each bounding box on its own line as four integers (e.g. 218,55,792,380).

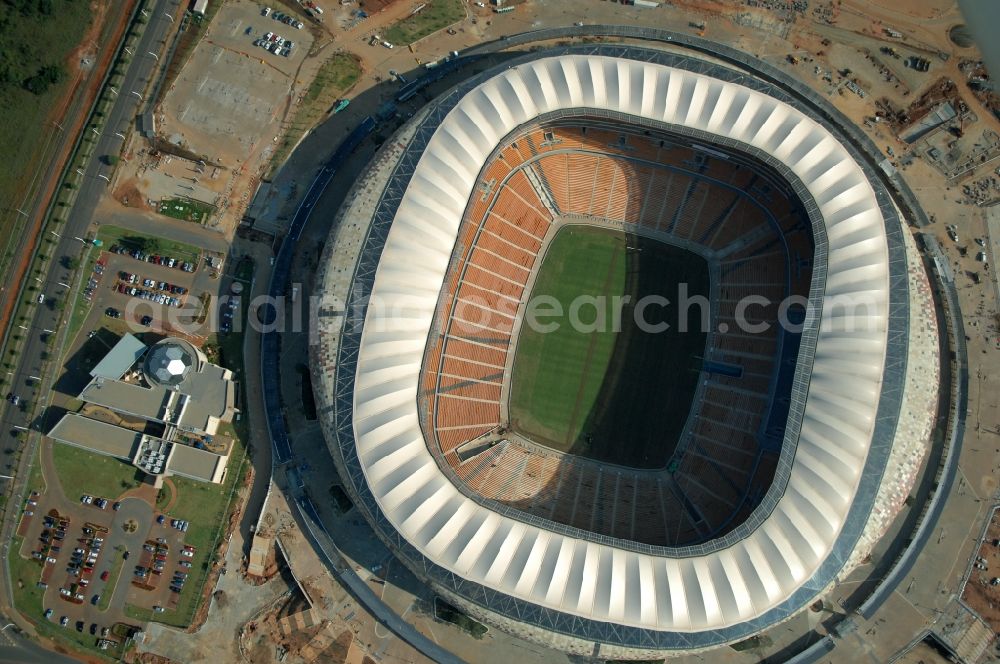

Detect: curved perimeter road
262,21,961,664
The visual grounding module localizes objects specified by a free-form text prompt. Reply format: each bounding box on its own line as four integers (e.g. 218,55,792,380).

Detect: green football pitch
508,225,710,469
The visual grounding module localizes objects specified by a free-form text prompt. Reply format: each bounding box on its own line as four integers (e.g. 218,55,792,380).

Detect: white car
262,7,271,17
296,21,303,29
181,550,194,558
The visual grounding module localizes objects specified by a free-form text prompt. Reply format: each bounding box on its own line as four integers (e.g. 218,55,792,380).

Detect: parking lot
14,480,204,645
158,1,315,168
15,489,154,650
105,242,198,325
76,238,217,347
125,516,200,614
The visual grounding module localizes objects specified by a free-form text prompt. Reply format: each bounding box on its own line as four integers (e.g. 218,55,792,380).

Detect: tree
22,65,63,95
125,236,161,254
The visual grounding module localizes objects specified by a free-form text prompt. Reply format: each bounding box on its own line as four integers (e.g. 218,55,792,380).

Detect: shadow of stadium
493,126,810,547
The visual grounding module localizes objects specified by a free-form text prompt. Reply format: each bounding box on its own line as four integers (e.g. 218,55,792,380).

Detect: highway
0,0,182,652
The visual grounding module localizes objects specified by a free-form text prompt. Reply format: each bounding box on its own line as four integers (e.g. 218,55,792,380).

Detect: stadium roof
344,54,894,634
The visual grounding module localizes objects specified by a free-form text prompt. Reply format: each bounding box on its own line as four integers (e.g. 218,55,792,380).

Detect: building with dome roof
48,334,238,485
144,339,198,387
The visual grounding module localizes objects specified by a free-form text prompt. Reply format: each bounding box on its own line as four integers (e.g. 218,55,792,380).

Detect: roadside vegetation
383,0,465,46
0,0,93,210
268,52,361,177
0,1,152,402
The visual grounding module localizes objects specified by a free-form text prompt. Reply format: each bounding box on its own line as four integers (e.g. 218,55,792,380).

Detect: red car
100,570,109,582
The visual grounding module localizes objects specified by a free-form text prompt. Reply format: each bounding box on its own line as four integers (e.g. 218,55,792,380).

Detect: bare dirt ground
112,177,154,212
962,509,1000,630
111,0,359,237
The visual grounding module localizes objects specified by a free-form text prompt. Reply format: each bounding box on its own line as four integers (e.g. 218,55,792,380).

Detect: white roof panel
345,55,890,632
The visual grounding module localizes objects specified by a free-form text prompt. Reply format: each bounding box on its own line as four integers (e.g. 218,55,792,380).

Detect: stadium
311,38,932,657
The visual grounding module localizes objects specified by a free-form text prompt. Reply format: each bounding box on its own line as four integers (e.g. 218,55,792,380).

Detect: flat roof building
78,339,236,435
90,333,147,380
48,335,237,485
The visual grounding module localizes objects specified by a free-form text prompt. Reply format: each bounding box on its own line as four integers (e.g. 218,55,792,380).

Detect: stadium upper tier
342,54,893,633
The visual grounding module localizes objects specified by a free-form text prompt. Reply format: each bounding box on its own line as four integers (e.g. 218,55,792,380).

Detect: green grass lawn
51,443,144,502
8,536,44,618
509,225,624,449
383,0,465,46
96,224,202,264
158,197,216,224
508,225,710,468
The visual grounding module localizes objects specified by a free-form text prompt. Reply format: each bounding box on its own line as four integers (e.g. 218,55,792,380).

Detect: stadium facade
311,44,919,656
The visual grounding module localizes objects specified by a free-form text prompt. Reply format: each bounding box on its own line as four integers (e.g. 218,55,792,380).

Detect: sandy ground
963,511,1000,628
